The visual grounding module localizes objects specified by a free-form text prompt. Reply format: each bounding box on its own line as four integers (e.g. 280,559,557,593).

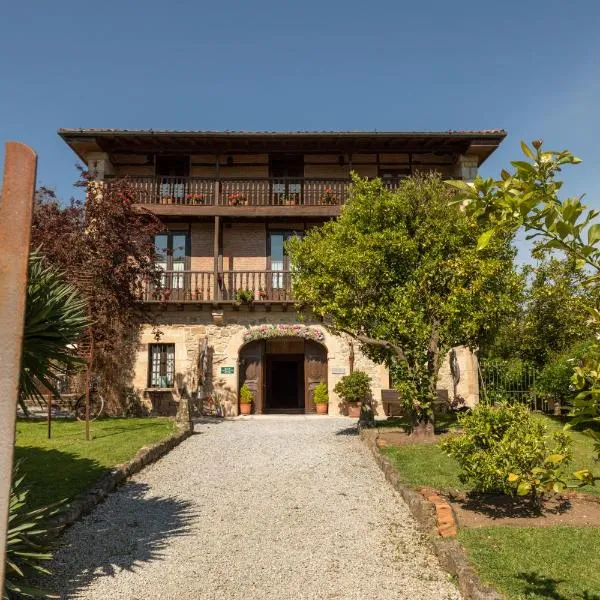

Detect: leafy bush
333,371,371,404
5,464,58,599
441,403,578,499
234,289,254,306
313,382,329,405
239,384,254,404
536,340,595,406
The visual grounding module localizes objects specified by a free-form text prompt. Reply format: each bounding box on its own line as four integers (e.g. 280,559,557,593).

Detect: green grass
458,527,600,599
15,418,175,509
381,414,599,494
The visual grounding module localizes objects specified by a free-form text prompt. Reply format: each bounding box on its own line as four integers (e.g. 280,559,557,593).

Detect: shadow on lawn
14,447,107,510
517,571,600,600
47,481,196,597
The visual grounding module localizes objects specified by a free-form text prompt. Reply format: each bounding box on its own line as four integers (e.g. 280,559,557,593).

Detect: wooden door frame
304,340,328,413
238,340,265,414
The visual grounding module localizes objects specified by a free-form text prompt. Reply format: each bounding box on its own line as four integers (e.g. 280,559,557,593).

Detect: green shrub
239,384,254,404
333,371,371,403
441,403,575,499
5,464,58,599
234,289,254,306
536,340,595,406
313,382,329,405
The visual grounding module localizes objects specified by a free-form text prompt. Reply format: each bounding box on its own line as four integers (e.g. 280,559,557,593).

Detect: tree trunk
410,412,435,438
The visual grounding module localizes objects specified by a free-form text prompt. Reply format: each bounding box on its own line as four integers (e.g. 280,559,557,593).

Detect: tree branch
338,328,413,375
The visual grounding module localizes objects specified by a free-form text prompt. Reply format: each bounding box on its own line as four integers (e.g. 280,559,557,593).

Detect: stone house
59,130,505,416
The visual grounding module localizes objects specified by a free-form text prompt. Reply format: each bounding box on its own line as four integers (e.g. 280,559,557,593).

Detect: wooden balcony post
213,216,220,301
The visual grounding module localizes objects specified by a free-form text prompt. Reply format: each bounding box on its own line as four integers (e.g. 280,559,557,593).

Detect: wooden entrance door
304,340,328,413
239,340,265,414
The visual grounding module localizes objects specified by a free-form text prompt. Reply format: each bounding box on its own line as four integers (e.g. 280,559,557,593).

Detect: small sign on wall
332,367,346,375
220,366,235,375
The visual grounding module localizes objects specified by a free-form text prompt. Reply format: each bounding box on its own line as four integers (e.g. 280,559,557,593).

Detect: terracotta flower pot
346,402,361,418
315,403,328,415
239,403,252,415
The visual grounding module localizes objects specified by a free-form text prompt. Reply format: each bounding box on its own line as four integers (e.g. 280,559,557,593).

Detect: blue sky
2,0,599,257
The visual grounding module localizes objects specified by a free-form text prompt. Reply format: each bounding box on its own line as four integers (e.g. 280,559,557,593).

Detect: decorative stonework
242,324,325,343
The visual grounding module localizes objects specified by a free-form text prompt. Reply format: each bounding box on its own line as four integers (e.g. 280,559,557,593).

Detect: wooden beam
213,216,220,301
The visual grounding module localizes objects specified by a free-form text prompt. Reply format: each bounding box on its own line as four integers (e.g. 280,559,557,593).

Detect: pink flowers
243,324,325,342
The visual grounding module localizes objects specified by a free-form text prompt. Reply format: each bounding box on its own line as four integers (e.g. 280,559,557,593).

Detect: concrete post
0,142,37,590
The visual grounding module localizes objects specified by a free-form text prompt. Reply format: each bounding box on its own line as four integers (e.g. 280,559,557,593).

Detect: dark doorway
266,355,304,413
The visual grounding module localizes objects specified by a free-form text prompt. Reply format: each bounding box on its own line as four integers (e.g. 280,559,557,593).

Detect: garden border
48,424,193,537
359,427,503,600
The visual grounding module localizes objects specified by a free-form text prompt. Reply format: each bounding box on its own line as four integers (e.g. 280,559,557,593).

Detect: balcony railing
144,270,294,303
119,176,363,207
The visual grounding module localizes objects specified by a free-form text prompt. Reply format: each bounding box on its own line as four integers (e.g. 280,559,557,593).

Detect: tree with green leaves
448,140,600,454
484,254,593,366
20,252,89,413
287,174,520,434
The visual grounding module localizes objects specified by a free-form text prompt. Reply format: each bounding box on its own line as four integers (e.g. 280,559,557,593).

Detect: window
149,344,175,388
156,156,190,202
269,231,303,288
154,232,189,289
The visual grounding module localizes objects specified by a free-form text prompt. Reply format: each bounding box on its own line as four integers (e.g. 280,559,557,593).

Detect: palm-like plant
19,252,90,412
4,464,60,600
4,252,89,598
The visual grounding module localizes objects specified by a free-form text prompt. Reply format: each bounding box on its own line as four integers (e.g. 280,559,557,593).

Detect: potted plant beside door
313,382,329,414
239,384,253,415
334,371,371,418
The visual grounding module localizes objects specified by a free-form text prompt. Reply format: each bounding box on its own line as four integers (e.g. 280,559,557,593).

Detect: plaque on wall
220,366,235,374
332,367,346,375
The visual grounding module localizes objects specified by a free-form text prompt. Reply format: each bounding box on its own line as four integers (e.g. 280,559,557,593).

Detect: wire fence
478,358,550,412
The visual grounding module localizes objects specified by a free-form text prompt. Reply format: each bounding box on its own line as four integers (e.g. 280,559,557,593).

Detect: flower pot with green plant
228,192,248,206
313,381,329,414
234,288,254,306
239,383,254,415
334,371,371,418
320,187,338,205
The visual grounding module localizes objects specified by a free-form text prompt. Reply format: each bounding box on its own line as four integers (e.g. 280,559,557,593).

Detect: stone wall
134,309,387,416
134,309,478,416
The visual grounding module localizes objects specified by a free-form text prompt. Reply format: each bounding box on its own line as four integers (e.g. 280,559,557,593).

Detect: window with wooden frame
149,343,175,388
268,231,304,289
154,231,190,289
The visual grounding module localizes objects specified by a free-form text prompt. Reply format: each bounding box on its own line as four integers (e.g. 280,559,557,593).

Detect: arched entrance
238,337,327,414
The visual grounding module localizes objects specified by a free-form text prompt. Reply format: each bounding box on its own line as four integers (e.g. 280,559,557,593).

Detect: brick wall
222,223,267,271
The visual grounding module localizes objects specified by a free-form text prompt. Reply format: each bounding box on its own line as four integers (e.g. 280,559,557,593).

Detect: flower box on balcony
228,193,249,206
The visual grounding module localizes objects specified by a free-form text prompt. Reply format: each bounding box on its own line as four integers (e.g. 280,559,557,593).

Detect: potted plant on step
239,384,253,415
334,371,371,418
313,382,329,414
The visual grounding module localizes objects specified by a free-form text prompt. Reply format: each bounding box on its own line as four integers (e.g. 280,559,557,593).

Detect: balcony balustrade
144,270,294,303
115,176,400,208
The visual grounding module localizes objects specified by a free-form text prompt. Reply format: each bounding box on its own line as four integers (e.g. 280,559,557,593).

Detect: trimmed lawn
15,418,175,509
381,414,599,494
458,527,600,600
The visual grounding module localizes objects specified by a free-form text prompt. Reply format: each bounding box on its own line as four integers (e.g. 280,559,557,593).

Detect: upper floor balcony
114,176,368,217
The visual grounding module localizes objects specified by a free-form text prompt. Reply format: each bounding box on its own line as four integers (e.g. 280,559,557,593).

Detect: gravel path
50,417,461,599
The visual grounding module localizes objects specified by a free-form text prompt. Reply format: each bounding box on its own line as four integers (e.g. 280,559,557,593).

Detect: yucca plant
4,464,60,599
19,251,90,412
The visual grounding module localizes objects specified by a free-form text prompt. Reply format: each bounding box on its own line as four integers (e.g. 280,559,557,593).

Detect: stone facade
133,308,477,416
134,309,388,416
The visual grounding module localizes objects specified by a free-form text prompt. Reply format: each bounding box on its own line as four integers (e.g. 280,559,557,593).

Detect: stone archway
238,337,327,414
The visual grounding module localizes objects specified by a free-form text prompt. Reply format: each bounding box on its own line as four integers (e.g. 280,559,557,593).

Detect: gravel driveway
50,417,461,599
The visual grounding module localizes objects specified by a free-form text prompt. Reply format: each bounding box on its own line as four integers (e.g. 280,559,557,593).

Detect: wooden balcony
144,270,294,304
116,176,371,217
